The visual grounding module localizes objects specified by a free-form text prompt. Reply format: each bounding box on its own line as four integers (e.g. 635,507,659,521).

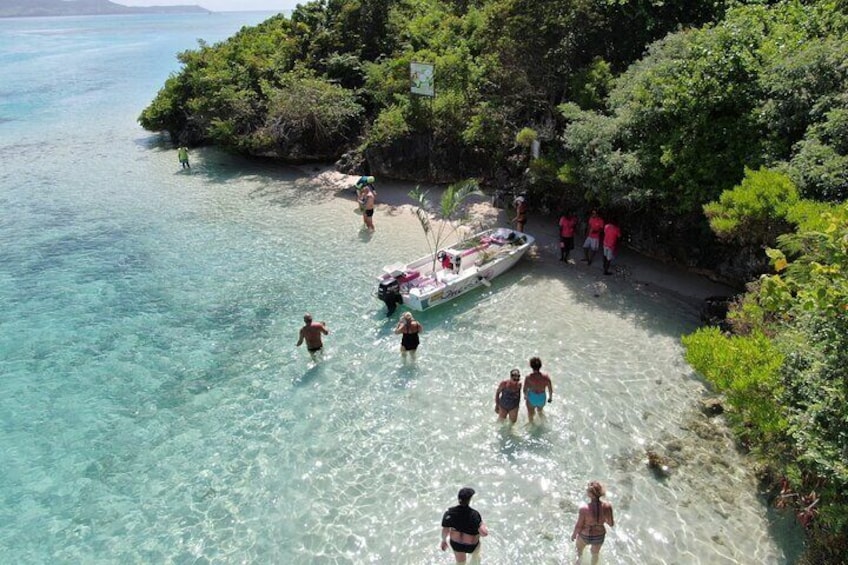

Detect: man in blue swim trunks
523,356,552,424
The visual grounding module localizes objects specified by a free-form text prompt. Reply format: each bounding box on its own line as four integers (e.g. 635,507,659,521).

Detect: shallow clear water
0,12,802,564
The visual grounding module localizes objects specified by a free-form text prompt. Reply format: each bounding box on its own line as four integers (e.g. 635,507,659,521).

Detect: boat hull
376,228,534,312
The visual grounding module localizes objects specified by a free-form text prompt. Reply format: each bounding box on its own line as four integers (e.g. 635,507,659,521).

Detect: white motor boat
376,227,534,314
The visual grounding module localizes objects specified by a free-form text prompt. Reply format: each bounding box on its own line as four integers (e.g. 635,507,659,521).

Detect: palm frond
440,179,482,220
408,186,433,235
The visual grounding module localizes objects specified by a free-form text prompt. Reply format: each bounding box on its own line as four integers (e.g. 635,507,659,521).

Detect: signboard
410,62,435,97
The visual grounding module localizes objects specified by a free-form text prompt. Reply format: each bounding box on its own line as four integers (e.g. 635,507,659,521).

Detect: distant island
0,0,210,18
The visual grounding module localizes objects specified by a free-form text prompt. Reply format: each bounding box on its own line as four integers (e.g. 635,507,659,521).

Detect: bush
515,127,537,149
703,167,799,245
682,327,787,448
367,104,411,147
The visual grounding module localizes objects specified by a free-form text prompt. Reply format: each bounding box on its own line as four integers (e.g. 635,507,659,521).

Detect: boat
376,227,535,314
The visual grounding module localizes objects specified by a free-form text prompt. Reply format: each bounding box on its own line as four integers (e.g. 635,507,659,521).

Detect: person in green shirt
178,146,190,169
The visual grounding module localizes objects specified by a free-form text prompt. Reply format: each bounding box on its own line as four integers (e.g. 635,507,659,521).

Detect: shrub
515,127,537,149
683,327,787,448
367,104,411,147
703,167,799,245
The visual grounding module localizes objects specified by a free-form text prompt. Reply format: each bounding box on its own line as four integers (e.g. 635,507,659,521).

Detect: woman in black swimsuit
495,369,522,423
394,311,423,361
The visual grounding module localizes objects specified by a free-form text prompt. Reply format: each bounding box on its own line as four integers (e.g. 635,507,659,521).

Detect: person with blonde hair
394,311,422,361
571,481,615,564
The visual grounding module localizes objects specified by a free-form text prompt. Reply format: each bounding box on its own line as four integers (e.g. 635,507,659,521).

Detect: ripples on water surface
0,12,801,564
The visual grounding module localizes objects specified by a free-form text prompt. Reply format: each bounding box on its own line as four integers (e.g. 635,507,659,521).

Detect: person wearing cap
440,487,488,563
295,313,329,361
354,175,376,198
495,369,522,423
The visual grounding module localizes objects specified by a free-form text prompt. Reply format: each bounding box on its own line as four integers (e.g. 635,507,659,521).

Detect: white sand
301,164,738,305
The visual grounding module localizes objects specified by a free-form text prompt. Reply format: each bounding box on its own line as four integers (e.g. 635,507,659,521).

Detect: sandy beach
305,165,739,308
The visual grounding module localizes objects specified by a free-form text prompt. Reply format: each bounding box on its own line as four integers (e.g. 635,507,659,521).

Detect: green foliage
688,202,848,556
703,167,799,244
461,102,510,155
260,72,363,157
322,52,366,89
567,57,613,111
560,107,643,207
368,104,411,147
683,327,787,447
432,89,469,140
562,2,848,218
515,127,537,149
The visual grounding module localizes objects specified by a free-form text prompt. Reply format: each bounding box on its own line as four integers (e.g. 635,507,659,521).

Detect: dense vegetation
140,1,848,560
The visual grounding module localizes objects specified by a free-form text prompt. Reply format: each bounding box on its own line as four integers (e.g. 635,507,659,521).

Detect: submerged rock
700,397,725,416
646,449,676,479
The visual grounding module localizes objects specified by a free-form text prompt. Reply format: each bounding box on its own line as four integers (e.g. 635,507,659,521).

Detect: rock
646,450,673,479
700,397,725,416
335,149,368,176
700,295,733,328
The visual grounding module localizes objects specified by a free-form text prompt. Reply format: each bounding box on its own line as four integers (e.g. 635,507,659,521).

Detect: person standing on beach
394,311,422,361
571,480,615,565
178,146,190,169
582,209,604,265
523,356,552,424
361,185,376,231
296,313,329,361
495,368,522,424
602,218,621,276
440,487,489,564
512,195,528,232
558,209,579,262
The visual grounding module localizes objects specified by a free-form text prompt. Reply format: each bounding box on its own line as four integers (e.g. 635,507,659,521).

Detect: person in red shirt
602,218,622,275
558,209,579,262
582,209,605,265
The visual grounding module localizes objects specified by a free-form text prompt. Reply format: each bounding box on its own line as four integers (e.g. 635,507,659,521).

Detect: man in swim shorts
295,313,329,361
523,356,552,424
440,487,489,564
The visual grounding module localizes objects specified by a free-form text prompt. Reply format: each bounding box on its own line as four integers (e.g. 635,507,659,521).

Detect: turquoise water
0,13,801,564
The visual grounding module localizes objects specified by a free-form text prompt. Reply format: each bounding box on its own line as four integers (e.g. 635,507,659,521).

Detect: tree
408,179,482,271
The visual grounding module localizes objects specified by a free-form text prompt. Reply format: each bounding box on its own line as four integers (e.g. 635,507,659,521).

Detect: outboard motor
377,278,402,316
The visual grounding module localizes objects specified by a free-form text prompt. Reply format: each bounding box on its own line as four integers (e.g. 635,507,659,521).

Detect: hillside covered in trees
140,1,848,561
